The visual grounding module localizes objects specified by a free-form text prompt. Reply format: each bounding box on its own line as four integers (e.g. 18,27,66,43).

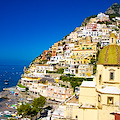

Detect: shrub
17,84,26,88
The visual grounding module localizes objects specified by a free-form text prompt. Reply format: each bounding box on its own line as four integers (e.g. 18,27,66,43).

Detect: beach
0,87,31,120
0,87,60,120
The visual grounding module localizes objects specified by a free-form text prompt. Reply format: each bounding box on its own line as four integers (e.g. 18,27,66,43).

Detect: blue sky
0,0,120,65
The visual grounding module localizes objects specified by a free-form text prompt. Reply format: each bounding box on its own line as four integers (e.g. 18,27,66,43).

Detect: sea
0,65,26,92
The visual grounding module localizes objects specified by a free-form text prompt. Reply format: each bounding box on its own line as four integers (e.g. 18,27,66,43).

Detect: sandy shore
0,87,30,119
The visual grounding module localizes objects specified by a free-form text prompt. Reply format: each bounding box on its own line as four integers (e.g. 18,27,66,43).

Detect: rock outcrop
105,3,120,16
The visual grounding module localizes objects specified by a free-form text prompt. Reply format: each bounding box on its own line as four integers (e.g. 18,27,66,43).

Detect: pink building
47,86,73,101
86,23,97,30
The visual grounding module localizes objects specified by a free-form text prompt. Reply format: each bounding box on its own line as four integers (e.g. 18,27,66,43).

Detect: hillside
81,15,97,26
81,3,120,26
105,3,120,16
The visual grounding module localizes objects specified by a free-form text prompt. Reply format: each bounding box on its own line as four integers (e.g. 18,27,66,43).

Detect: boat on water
4,82,9,85
4,80,9,82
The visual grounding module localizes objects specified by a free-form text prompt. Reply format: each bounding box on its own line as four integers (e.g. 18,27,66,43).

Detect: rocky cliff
105,3,120,16
81,3,120,26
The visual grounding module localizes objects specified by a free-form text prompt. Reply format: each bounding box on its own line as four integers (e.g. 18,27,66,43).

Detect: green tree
57,68,64,74
90,57,96,64
17,96,46,120
93,63,97,74
32,96,46,114
17,103,32,118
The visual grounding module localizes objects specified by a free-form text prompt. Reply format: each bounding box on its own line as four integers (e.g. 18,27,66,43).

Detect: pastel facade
86,23,97,30
56,46,63,55
47,56,63,64
41,50,50,60
47,86,73,101
28,82,73,101
29,82,47,97
35,64,54,73
101,35,110,47
21,77,41,88
71,48,96,64
51,50,56,56
78,64,93,77
64,64,93,78
77,36,92,44
66,32,78,40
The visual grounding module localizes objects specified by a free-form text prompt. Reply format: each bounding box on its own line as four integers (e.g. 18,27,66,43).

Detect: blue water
0,65,25,92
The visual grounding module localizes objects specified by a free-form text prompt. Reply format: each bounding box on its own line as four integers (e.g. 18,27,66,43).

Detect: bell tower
109,33,116,44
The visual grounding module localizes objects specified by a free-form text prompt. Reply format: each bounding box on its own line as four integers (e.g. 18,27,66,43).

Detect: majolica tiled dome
98,45,120,65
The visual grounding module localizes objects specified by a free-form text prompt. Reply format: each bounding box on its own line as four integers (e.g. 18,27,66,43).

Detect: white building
47,56,63,64
97,12,109,21
35,64,54,73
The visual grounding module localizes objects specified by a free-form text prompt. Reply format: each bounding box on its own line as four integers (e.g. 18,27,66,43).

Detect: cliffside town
17,3,120,120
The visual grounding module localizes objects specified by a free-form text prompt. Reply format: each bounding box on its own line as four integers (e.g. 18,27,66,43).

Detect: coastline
0,86,18,119
0,65,24,92
0,86,31,119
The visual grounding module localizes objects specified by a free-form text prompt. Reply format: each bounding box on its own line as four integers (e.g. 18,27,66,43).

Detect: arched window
112,38,113,43
110,72,114,80
107,97,113,104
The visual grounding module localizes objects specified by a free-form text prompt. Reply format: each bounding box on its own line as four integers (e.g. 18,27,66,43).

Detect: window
110,72,114,80
98,94,101,102
107,97,113,104
76,115,78,118
99,75,101,84
112,38,113,43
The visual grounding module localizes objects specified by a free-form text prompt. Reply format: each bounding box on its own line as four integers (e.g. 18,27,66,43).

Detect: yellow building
71,41,97,64
77,36,92,45
64,33,120,120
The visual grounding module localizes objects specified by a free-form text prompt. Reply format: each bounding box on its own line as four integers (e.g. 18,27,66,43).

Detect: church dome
98,45,120,65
